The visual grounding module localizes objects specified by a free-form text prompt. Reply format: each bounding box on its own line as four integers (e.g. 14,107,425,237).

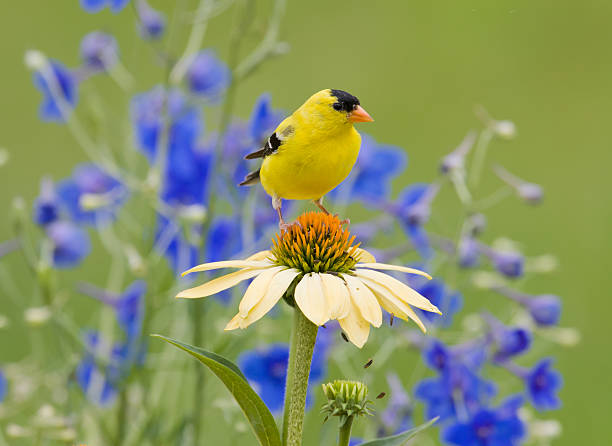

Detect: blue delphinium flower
524,295,562,326
238,329,333,413
75,331,121,406
249,93,284,144
458,236,480,268
416,339,494,422
56,163,126,226
80,31,118,72
494,287,562,327
80,0,130,13
0,369,7,402
135,0,166,40
477,243,524,278
410,278,462,326
391,183,439,259
483,314,531,361
32,60,78,122
114,281,146,342
33,177,59,226
348,135,407,203
443,395,525,446
523,359,562,410
46,221,91,268
238,343,290,413
131,86,165,160
186,50,230,100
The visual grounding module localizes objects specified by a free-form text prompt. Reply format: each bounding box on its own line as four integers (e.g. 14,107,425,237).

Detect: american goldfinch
240,89,373,228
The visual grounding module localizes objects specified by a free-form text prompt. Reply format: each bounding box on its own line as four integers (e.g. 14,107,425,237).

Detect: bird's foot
278,220,303,233
332,214,350,226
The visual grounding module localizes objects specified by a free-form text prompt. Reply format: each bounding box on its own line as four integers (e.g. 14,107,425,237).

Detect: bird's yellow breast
260,124,361,200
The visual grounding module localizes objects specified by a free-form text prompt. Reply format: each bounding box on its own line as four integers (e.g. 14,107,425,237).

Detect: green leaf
356,417,439,446
152,334,281,446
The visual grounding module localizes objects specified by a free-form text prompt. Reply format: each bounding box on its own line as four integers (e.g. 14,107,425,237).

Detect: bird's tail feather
239,169,260,186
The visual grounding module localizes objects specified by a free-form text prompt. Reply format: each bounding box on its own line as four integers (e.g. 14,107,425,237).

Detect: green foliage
152,334,281,446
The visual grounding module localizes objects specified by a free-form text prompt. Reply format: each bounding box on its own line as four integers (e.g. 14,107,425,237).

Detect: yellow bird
239,89,373,229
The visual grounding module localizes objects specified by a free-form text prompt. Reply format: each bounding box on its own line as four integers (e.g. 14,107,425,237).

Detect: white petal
358,276,427,333
238,266,285,317
238,269,300,328
343,275,383,327
181,260,273,277
338,300,371,348
224,313,241,331
320,273,350,320
355,263,432,280
176,268,267,299
294,273,329,326
245,250,273,261
355,269,441,314
354,248,376,263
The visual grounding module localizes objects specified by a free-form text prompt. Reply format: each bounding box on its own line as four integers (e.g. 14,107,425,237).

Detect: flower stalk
337,417,354,446
282,307,318,446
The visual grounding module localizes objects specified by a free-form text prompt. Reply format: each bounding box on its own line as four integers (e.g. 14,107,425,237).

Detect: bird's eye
332,103,343,111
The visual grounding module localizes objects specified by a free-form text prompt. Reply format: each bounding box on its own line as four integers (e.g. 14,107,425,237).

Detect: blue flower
80,31,118,71
458,236,480,268
75,332,123,406
33,177,59,226
186,50,230,99
415,366,496,422
238,330,333,413
238,344,290,413
0,369,7,402
46,221,91,268
392,183,439,259
335,135,406,203
249,93,284,144
443,396,525,446
136,0,166,39
478,244,524,278
32,60,77,122
156,216,200,273
524,295,562,326
484,314,531,361
114,281,146,343
524,359,562,411
410,279,462,326
80,0,130,13
56,164,126,226
205,217,242,263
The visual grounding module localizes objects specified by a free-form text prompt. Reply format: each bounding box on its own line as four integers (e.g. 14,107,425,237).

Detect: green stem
469,128,493,189
192,303,207,445
337,417,354,446
282,308,318,446
116,389,128,445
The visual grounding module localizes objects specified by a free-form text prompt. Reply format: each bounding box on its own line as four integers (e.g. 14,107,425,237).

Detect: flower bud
24,306,52,326
493,120,516,139
525,295,562,326
321,380,372,426
80,31,118,71
136,0,166,40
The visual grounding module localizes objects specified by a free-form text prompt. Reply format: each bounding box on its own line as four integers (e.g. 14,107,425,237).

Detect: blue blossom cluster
76,281,146,405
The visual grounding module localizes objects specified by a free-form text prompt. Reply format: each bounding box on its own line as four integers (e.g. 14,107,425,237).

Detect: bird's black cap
330,89,360,112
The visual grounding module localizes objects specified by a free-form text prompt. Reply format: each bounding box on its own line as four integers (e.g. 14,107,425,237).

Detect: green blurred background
1,1,611,444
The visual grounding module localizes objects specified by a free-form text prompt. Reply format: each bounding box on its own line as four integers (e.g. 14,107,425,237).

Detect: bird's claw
333,214,350,226
279,220,303,233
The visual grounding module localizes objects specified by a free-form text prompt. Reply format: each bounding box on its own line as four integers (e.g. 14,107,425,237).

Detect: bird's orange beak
349,105,374,123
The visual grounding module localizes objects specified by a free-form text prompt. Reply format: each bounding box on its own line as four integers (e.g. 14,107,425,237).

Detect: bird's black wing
244,133,282,160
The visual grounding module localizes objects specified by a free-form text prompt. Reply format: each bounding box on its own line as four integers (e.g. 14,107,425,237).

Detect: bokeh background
1,1,610,444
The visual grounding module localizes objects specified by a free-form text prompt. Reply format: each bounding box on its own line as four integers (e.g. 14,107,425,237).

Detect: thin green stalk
191,303,207,445
337,417,354,446
282,308,318,446
116,389,128,445
468,128,493,189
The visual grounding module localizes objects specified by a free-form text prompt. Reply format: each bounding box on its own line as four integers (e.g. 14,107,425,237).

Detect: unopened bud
24,306,52,326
